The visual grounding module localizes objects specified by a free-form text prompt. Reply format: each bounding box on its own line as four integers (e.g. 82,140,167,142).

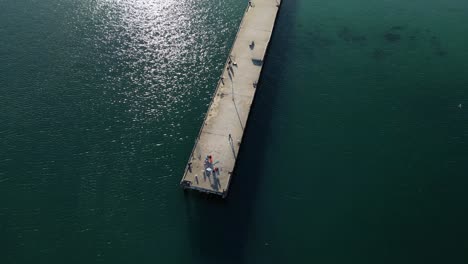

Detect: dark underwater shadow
183,1,298,263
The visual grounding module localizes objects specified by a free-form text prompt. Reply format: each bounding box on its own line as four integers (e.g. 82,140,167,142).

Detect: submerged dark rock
338,27,367,44
430,36,441,46
372,48,390,61
390,25,405,31
384,32,401,42
352,35,367,42
435,50,448,56
429,36,448,56
307,29,335,48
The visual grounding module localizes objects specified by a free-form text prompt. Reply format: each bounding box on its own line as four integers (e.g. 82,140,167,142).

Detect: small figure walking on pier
248,1,252,7
187,162,192,173
228,134,232,141
250,40,255,50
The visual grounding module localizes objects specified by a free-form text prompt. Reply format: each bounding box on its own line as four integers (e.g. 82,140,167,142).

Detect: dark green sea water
1,0,468,263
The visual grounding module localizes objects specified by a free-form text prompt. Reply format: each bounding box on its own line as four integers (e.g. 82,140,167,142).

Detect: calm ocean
1,0,467,263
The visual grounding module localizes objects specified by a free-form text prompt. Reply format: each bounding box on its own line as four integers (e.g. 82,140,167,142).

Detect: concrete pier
180,0,281,198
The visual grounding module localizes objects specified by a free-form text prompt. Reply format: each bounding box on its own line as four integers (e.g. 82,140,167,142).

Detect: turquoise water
1,0,468,263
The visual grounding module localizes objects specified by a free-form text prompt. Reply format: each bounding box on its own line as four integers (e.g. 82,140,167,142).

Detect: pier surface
180,0,281,197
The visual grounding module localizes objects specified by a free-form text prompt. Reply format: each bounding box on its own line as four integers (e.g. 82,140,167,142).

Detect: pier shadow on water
183,1,297,263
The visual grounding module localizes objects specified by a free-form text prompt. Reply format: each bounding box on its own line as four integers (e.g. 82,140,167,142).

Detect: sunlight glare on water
0,0,245,261
54,0,243,127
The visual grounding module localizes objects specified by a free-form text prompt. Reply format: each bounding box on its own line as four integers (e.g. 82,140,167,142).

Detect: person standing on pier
188,162,192,173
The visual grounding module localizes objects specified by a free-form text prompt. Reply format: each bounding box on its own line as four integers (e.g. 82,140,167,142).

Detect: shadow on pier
184,1,297,263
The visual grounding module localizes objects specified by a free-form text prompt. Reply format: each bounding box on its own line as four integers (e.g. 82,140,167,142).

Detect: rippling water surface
1,0,245,262
1,0,468,263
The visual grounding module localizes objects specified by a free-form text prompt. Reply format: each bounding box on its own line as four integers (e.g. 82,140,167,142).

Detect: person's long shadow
229,138,237,159
184,1,297,263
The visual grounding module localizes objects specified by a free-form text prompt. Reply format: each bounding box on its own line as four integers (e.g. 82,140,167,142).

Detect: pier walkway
180,0,281,197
